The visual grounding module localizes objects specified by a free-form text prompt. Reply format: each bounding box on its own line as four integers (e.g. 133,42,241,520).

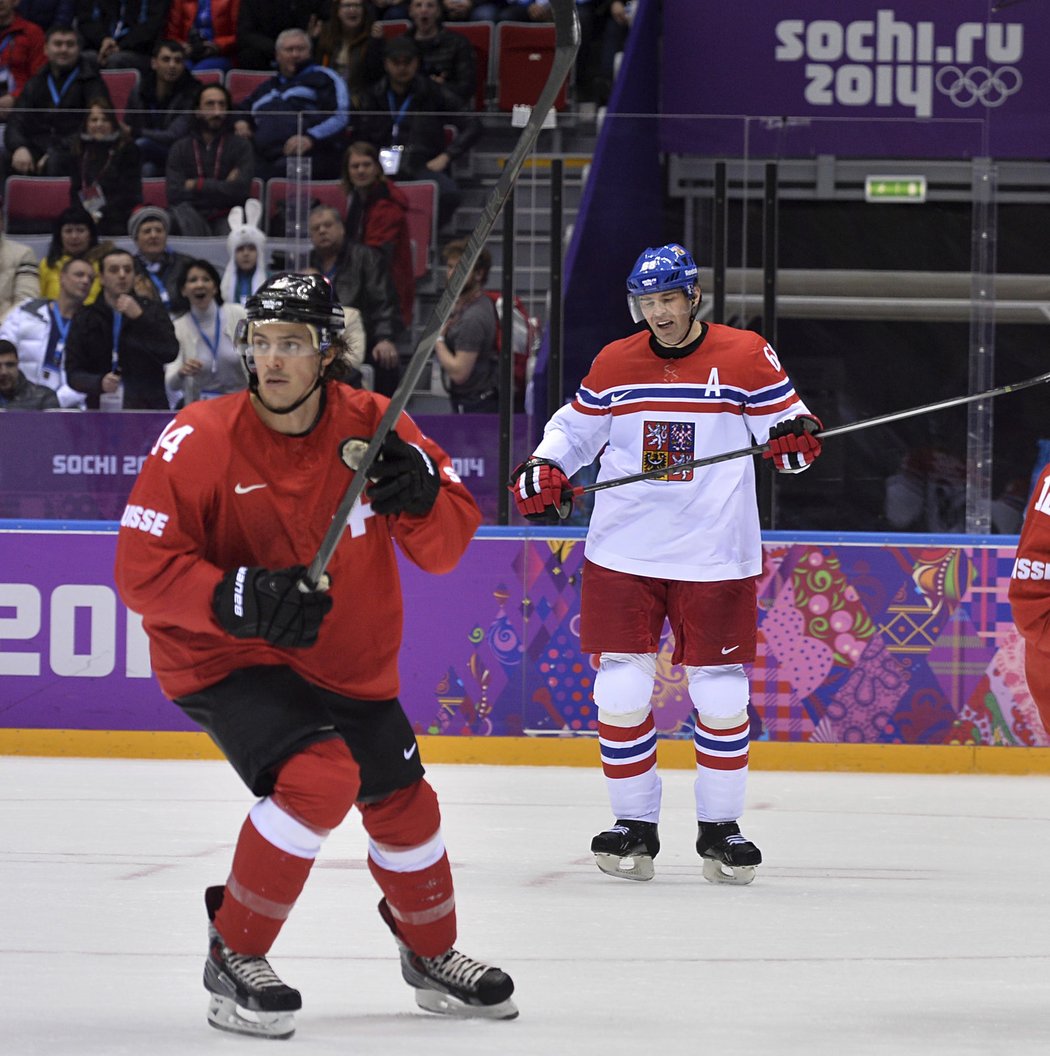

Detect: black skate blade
414,988,519,1020
207,995,296,1039
593,850,655,882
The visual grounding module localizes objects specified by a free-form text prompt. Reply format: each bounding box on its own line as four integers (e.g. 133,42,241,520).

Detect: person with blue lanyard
73,0,169,73
65,246,178,409
167,258,247,407
128,205,194,316
0,255,94,408
4,24,110,176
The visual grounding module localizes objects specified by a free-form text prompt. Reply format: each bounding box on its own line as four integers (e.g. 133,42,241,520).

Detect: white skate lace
423,948,490,991
725,834,750,846
225,951,288,991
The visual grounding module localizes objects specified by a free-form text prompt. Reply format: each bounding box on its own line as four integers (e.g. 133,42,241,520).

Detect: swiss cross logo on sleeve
642,420,695,481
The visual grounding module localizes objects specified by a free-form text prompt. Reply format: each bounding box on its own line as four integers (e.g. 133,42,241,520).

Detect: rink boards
2,523,1047,773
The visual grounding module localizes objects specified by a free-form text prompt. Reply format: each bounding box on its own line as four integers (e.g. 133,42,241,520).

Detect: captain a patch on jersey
642,420,695,481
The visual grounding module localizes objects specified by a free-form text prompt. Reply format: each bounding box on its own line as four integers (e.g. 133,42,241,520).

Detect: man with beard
167,83,255,237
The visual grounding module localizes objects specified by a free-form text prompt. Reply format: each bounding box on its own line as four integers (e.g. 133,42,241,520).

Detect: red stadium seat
494,23,569,112
3,175,71,234
141,177,167,208
192,69,224,87
100,67,140,121
445,21,492,111
378,19,410,39
264,178,345,234
225,69,272,105
396,179,438,282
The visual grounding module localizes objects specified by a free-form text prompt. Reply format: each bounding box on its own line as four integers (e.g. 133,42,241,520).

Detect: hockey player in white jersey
510,243,822,884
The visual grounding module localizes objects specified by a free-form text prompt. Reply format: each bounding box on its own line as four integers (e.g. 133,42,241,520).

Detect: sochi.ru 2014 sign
659,1,1050,158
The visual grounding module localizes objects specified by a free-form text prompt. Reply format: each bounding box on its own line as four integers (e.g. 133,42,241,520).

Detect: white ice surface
5,759,1050,1055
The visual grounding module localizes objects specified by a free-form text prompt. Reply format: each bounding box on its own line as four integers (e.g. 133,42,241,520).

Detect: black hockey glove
212,565,332,648
365,432,441,516
508,457,574,523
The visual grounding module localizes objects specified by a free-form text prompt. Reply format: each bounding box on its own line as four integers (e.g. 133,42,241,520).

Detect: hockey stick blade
576,368,1050,497
300,1,581,591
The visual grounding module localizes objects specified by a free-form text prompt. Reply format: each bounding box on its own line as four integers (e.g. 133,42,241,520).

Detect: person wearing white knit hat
220,199,267,306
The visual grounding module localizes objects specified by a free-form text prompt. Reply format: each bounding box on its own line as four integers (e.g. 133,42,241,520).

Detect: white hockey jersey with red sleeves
1009,462,1050,728
114,383,481,702
532,324,814,582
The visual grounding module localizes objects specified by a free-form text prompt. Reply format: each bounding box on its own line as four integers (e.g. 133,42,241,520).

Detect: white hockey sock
687,665,750,822
595,653,661,823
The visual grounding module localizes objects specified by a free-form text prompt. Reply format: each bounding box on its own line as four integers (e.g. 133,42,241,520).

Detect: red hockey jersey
114,383,481,701
1009,462,1050,730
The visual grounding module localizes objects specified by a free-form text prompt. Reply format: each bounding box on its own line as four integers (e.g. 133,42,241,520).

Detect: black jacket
410,28,477,109
66,294,178,409
357,75,482,179
311,240,403,347
5,60,111,160
73,0,169,56
166,123,255,216
70,135,143,235
0,370,60,409
126,67,200,146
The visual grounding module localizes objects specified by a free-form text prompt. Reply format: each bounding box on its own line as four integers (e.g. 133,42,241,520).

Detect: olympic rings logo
934,65,1022,108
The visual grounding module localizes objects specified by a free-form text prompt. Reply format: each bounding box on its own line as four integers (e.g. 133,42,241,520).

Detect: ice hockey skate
203,886,302,1040
591,819,660,881
378,899,517,1019
696,821,762,885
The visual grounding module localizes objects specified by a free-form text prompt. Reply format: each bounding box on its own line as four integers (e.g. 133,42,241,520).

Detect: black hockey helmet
242,271,344,336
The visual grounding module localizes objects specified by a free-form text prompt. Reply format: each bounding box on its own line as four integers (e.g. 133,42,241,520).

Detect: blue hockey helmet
626,243,700,322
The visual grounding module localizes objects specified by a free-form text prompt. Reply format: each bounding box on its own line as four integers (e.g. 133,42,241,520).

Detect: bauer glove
763,415,823,473
365,432,440,516
212,565,332,648
509,457,574,523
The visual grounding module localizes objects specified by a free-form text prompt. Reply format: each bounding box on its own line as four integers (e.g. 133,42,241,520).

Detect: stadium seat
141,177,167,208
494,23,569,112
445,21,492,112
100,67,140,121
264,178,345,235
397,179,438,283
378,19,410,39
192,69,224,87
3,175,71,234
225,69,272,105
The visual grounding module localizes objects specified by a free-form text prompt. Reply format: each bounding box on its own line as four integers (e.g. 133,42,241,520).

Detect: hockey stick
300,0,581,591
575,368,1050,497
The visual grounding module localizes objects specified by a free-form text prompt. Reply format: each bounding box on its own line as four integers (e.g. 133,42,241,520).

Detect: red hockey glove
509,457,573,523
763,415,823,473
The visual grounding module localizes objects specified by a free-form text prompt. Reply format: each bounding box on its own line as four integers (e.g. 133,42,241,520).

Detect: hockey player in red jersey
510,244,822,885
1009,462,1050,730
114,273,516,1039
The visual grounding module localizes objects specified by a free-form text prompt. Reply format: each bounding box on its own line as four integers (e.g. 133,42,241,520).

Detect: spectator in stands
220,199,268,305
166,258,247,406
128,205,193,314
307,203,403,396
406,0,476,109
357,34,482,230
5,25,111,176
70,99,143,236
594,0,632,106
0,338,59,408
0,0,45,117
165,83,253,236
17,0,74,32
39,205,102,301
371,0,410,19
0,254,94,407
66,246,178,409
433,237,497,412
233,28,350,181
164,0,241,73
237,0,328,70
126,39,200,177
342,140,415,330
0,229,40,318
74,0,169,73
312,0,384,106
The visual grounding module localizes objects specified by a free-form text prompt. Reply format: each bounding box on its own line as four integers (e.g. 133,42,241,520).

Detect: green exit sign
864,176,927,203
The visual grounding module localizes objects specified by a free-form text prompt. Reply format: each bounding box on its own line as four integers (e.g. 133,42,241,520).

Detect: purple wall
1,528,1040,749
660,1,1050,158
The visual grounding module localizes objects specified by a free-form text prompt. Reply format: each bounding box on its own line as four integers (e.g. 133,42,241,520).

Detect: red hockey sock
369,854,457,958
